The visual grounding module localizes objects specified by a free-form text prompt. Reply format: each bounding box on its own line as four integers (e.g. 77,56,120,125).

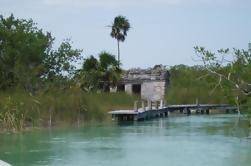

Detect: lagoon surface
0,114,251,166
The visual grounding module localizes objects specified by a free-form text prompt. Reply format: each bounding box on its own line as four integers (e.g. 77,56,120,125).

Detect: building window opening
132,84,141,95
117,84,125,92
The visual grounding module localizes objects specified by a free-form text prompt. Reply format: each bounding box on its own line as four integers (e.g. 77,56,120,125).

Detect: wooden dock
109,102,237,121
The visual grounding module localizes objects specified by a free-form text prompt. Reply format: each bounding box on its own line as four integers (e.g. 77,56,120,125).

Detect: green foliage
99,51,119,69
0,14,53,90
0,14,132,132
0,93,41,132
78,51,121,92
0,14,83,92
0,97,26,131
110,15,130,64
44,39,82,80
244,98,251,115
166,65,232,104
194,46,251,114
0,89,136,131
110,15,130,42
82,55,99,71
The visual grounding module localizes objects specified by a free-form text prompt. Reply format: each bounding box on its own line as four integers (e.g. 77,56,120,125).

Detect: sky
1,0,251,69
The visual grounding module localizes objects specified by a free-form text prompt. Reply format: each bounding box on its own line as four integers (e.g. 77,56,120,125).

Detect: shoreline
1,113,249,134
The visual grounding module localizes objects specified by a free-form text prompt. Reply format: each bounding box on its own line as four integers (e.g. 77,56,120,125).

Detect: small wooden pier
109,100,237,121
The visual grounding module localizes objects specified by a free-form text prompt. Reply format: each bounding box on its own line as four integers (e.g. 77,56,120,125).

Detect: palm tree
80,52,121,92
110,15,130,66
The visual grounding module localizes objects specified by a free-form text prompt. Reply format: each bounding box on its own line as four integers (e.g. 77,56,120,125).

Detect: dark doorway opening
117,84,125,92
132,84,141,95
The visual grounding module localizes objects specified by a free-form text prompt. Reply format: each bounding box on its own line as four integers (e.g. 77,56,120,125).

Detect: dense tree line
75,52,121,92
1,14,251,131
0,14,121,93
1,14,251,113
167,65,233,104
0,14,125,131
194,47,251,113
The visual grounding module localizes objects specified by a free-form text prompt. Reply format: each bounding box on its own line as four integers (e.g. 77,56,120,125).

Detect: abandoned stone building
117,65,169,102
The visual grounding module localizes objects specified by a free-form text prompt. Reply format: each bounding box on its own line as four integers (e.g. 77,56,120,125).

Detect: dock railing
134,99,165,112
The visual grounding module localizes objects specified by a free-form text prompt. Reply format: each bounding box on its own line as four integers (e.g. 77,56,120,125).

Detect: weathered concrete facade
141,81,167,101
118,65,169,101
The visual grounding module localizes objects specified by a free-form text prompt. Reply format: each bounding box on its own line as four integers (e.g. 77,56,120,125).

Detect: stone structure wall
119,65,169,101
125,84,133,95
141,81,167,101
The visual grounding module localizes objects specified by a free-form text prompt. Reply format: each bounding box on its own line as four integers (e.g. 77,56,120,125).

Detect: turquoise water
0,114,251,166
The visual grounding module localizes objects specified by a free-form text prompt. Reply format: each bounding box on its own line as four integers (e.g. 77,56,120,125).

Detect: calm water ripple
0,114,251,166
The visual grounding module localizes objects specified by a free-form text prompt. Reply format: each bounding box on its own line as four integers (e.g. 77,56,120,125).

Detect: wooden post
134,101,138,112
147,100,152,110
206,109,210,115
196,98,199,114
163,100,166,108
134,115,138,121
156,101,159,110
142,100,145,111
164,111,168,117
123,115,127,121
48,107,52,128
187,108,191,116
160,100,163,109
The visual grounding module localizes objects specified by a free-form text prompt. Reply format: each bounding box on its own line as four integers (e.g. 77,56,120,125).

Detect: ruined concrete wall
119,65,169,101
141,81,168,101
122,65,169,84
125,84,132,95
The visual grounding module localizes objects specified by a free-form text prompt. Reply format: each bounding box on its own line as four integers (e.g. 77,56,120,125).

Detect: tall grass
166,86,231,105
0,88,137,132
166,65,234,105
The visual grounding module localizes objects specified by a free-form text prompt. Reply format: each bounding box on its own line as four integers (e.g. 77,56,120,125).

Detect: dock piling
155,101,159,110
109,103,237,122
148,100,152,110
134,101,138,112
186,108,191,116
160,100,163,109
142,100,145,111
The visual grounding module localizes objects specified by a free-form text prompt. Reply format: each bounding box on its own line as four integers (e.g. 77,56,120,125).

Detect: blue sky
1,0,251,69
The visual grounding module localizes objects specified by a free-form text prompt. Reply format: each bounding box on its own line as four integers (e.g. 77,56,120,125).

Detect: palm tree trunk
117,39,120,67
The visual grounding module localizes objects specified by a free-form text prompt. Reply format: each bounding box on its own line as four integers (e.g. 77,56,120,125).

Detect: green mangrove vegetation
0,14,135,132
166,65,233,104
0,89,137,132
0,14,250,132
168,47,251,121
